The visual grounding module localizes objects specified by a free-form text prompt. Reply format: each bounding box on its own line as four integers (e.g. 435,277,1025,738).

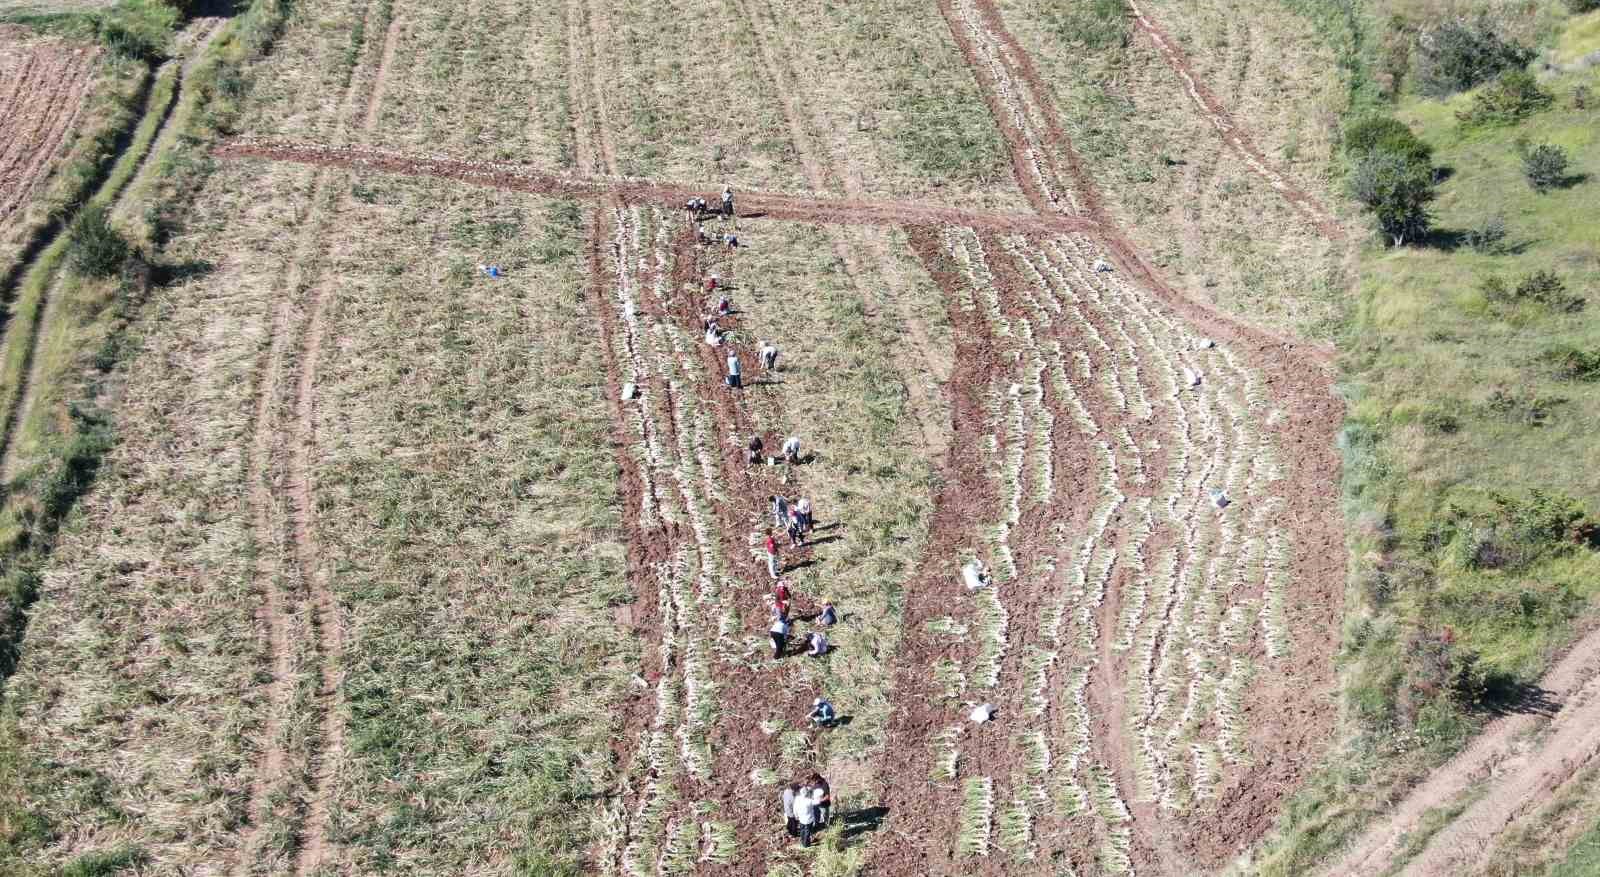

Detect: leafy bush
1465,213,1508,254
1413,18,1534,97
65,205,130,278
1348,151,1436,246
1481,270,1582,311
1520,142,1572,192
97,0,181,61
1044,0,1129,51
1343,115,1434,167
1457,71,1553,127
1539,345,1600,381
1564,0,1600,12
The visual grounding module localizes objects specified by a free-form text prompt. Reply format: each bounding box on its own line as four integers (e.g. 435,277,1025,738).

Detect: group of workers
684,187,844,849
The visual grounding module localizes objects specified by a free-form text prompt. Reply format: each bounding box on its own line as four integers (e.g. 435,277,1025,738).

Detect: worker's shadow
816,714,854,729
804,535,842,549
838,805,889,840
782,560,819,574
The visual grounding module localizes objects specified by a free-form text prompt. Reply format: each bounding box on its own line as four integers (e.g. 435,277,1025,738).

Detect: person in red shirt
765,532,780,579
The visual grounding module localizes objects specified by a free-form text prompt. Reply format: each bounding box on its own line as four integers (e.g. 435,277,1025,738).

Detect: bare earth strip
1124,0,1344,239
235,3,384,871
1325,624,1600,876
212,139,1100,235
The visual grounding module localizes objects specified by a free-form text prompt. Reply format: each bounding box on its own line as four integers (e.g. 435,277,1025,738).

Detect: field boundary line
212,139,1102,235
1124,0,1344,239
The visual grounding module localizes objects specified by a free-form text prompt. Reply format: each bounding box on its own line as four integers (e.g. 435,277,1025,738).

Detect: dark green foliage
64,207,130,278
1465,213,1508,253
65,206,131,278
1520,141,1572,192
1413,18,1534,97
1043,0,1130,51
1443,490,1592,571
1343,114,1434,167
1348,150,1436,246
1457,71,1553,127
1540,345,1600,381
61,847,147,877
1564,0,1600,12
1481,270,1582,311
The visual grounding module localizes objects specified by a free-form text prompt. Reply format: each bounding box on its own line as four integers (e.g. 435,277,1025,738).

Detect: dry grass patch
995,0,1353,340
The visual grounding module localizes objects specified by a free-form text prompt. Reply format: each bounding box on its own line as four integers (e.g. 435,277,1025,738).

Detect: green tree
1413,18,1533,97
1349,151,1436,246
1520,142,1572,192
1344,115,1434,167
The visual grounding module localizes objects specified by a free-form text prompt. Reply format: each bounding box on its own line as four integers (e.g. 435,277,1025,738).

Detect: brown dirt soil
1125,0,1344,239
212,139,1100,235
857,1,1346,872
1327,623,1600,876
0,28,97,225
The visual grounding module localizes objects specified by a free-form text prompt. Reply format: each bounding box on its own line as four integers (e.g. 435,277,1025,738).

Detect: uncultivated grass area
308,178,632,873
369,0,568,166
754,0,1024,208
995,0,1352,340
1248,7,1600,875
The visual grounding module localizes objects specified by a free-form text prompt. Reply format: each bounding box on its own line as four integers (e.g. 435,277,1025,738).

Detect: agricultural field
2,0,1599,875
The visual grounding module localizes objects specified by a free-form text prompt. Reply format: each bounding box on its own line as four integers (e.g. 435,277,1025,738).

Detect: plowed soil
0,27,97,225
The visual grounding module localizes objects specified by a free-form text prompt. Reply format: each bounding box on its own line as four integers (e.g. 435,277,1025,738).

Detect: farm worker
809,774,832,826
718,294,732,316
696,223,712,245
787,510,805,548
724,231,739,250
771,494,790,529
722,186,734,218
747,434,764,465
726,351,743,389
781,783,802,837
770,613,791,659
765,532,780,579
684,198,698,221
782,435,802,464
817,599,837,627
809,697,836,727
807,631,829,657
705,274,719,293
760,341,779,372
793,783,818,847
774,579,791,616
795,496,812,532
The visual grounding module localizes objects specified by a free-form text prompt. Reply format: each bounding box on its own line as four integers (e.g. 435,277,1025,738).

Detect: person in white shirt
781,783,801,837
795,496,812,532
792,784,818,847
807,631,829,657
782,435,801,464
760,341,779,372
769,614,790,659
726,351,742,389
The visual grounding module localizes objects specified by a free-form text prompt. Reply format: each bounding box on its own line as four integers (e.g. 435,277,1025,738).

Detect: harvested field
1,0,1355,874
0,27,97,226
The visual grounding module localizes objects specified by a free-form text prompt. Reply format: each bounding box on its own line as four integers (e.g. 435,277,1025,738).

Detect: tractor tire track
727,0,947,457
1125,0,1343,238
235,3,383,872
1327,625,1600,876
214,139,1100,235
